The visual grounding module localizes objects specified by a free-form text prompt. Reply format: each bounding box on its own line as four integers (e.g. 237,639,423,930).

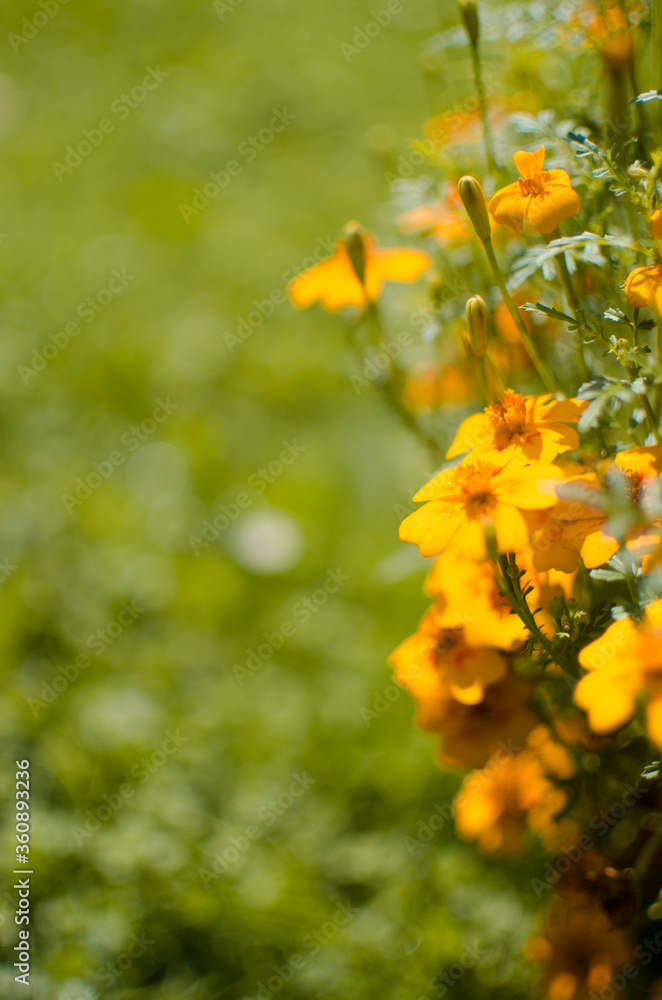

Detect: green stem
653,0,662,140
639,392,662,443
656,316,662,416
634,825,662,881
482,238,556,393
547,230,589,381
470,42,497,176
360,304,443,458
495,554,574,674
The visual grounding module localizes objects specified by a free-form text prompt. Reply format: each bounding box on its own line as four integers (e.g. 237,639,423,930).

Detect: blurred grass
0,1,540,998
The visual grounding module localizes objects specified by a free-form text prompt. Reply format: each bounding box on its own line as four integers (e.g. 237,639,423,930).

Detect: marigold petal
487,184,527,232
624,265,662,310
580,528,619,569
288,255,365,311
492,502,529,552
526,182,581,235
398,502,464,556
446,413,492,458
514,145,546,177
646,692,662,748
575,668,639,733
370,247,432,283
449,517,487,561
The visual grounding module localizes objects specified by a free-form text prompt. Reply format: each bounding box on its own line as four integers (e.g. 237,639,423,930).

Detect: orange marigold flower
584,2,634,77
488,146,581,235
390,607,507,706
287,222,431,312
527,898,633,1000
447,390,587,464
454,728,573,854
399,454,561,560
576,598,662,746
397,185,471,247
403,362,474,412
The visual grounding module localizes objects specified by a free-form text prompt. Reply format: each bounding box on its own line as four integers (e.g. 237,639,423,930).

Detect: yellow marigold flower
287,222,431,312
487,146,581,235
625,262,662,312
527,898,633,1000
389,608,507,706
446,390,587,464
400,671,538,770
399,454,562,560
576,598,662,745
426,548,574,646
552,446,662,569
454,728,573,854
624,210,662,310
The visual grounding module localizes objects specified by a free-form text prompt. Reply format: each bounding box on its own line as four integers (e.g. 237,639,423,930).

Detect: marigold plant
288,0,662,994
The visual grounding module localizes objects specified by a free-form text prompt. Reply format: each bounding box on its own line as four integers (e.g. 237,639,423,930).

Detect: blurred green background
0,1,542,997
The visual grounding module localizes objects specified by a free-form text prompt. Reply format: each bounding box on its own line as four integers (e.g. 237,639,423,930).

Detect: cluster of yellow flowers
287,0,662,992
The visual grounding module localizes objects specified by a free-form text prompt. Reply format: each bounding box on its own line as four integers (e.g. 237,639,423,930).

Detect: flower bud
457,0,479,46
458,175,491,241
343,221,367,284
466,295,488,356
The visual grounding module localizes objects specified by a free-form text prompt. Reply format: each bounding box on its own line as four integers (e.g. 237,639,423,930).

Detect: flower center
454,461,499,518
486,390,527,441
431,628,461,663
518,173,546,197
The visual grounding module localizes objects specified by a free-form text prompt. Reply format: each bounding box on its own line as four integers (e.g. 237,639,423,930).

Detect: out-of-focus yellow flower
527,898,634,1000
551,446,662,569
287,222,431,311
409,672,539,770
426,549,528,650
397,184,470,247
488,146,580,235
426,548,575,646
624,211,662,311
454,728,573,853
399,454,561,560
446,390,587,463
584,2,634,76
390,609,507,706
403,362,474,412
576,598,662,746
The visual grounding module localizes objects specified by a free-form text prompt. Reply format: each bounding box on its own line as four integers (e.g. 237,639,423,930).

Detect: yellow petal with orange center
487,183,528,233
525,173,581,235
